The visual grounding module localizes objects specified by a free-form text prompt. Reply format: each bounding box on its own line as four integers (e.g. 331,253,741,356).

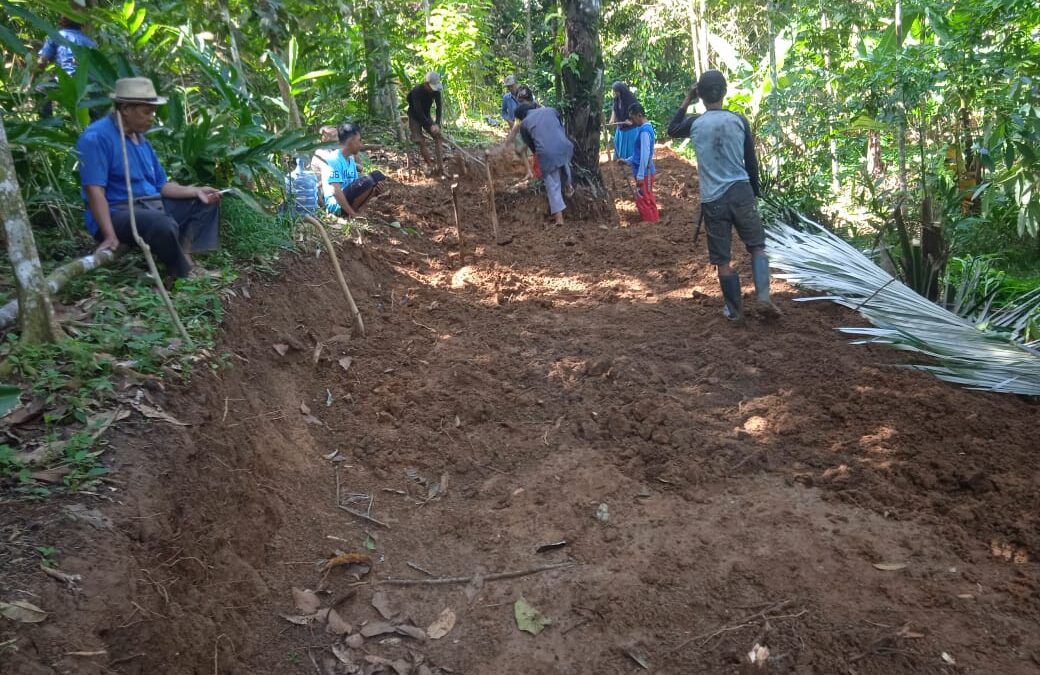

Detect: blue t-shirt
501,92,519,124
690,110,754,203
76,115,168,236
39,28,96,76
628,121,657,180
322,149,359,211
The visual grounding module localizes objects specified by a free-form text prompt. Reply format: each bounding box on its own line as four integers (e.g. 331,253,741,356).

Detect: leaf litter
514,596,551,635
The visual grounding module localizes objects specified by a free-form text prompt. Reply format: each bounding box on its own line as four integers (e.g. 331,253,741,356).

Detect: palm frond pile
764,211,1040,395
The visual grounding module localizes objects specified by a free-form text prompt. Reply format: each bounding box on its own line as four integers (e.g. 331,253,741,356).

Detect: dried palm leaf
765,211,1040,395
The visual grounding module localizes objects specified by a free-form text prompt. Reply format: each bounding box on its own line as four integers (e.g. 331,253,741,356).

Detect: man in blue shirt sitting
321,122,387,217
76,78,222,280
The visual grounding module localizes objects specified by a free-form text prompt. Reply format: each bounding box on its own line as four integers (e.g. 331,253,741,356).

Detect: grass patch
0,200,298,496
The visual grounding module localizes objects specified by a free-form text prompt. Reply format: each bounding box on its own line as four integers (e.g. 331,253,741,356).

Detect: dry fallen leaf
278,613,320,625
427,607,456,639
321,552,373,576
395,624,427,640
273,343,290,356
313,342,325,365
41,565,81,588
292,587,321,614
941,651,956,665
331,643,355,665
130,402,188,426
339,356,353,373
872,562,907,571
371,591,395,620
0,599,47,623
326,608,352,635
622,645,651,670
360,620,398,638
345,633,365,649
63,504,113,530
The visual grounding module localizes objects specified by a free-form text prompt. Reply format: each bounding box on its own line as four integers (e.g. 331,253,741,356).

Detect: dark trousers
105,197,220,278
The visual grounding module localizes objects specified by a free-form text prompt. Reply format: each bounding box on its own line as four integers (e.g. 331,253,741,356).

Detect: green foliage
35,545,59,568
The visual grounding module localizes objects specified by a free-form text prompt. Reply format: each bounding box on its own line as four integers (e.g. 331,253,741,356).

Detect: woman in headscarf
610,81,640,163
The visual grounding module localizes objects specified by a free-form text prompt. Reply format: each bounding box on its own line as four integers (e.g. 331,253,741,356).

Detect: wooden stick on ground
376,560,577,586
450,180,465,265
114,113,193,347
483,150,502,244
304,215,364,336
337,504,389,528
444,135,486,167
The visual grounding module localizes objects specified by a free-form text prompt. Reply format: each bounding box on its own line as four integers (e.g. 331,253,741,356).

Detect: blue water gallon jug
286,157,318,215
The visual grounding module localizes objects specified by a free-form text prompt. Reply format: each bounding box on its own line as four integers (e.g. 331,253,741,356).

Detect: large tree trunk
0,118,63,344
524,0,535,81
894,0,908,197
687,0,702,75
698,0,709,71
364,0,405,142
561,0,604,192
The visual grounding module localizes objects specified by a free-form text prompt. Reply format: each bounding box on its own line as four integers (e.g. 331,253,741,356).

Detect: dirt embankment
2,148,1038,675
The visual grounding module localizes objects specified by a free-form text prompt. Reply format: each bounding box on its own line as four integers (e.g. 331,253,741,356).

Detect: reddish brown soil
2,148,1039,675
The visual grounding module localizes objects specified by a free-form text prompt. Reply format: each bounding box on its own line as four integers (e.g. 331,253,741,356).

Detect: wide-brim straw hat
110,77,168,105
425,71,443,92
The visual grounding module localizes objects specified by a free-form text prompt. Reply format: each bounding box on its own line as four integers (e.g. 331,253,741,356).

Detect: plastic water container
285,157,318,215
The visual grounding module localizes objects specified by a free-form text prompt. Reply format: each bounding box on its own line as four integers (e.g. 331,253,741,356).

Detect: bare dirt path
3,149,1038,675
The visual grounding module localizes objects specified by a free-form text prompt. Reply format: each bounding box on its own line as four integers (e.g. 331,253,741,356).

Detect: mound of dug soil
2,148,1038,675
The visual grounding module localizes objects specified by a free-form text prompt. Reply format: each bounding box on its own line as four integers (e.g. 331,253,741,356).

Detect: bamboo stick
304,215,365,336
450,181,465,265
483,150,501,243
114,113,193,347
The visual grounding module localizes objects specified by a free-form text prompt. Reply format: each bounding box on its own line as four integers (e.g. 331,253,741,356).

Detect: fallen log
0,249,122,332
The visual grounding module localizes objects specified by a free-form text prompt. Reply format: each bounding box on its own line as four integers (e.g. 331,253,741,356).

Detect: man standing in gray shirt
668,70,780,320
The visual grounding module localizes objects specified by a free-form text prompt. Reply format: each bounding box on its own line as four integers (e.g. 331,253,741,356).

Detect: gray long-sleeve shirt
520,107,574,175
669,106,760,201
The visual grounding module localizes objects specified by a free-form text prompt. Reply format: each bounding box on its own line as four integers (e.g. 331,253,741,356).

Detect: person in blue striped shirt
626,103,656,202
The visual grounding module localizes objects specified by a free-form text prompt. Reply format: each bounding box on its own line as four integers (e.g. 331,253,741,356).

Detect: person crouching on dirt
514,103,574,226
672,70,780,320
406,71,444,175
626,103,656,204
76,77,222,280
321,122,387,218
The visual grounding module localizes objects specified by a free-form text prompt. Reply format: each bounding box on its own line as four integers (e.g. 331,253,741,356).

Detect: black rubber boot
751,254,781,317
719,273,744,320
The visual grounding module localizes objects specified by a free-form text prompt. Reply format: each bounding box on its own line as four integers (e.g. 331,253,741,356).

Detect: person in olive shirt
406,71,444,175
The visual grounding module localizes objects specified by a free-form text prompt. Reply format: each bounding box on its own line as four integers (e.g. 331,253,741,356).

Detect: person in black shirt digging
406,71,445,175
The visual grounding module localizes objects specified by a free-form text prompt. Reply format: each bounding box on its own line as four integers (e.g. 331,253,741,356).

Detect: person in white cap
501,75,520,126
406,71,444,174
75,77,223,280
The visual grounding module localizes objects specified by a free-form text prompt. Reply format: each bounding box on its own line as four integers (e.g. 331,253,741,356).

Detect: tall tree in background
364,0,405,141
0,119,63,344
561,0,604,191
